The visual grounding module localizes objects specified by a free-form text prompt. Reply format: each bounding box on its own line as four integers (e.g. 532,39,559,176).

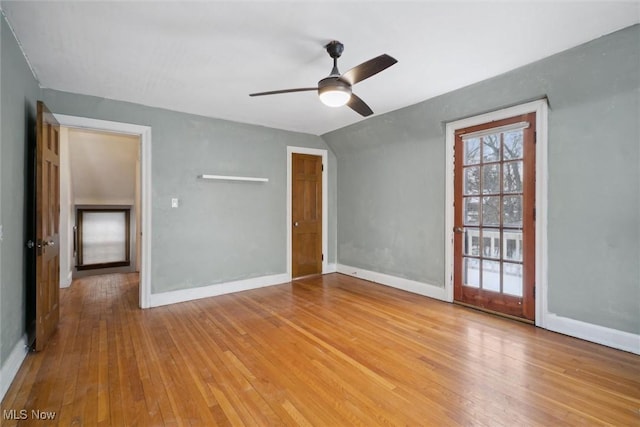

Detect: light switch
171,198,179,208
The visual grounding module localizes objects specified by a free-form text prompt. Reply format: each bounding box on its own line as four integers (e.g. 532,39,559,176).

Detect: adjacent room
1,1,638,425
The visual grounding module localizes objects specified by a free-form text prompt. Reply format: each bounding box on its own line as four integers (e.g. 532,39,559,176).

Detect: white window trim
53,114,153,309
444,99,549,327
286,146,329,279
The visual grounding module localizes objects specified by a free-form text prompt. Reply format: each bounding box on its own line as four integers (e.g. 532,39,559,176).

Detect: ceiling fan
249,41,397,117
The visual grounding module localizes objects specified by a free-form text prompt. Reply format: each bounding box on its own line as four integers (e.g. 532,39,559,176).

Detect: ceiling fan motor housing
325,40,344,58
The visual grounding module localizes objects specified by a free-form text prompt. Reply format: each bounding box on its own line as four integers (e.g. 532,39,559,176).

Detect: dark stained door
35,101,60,351
454,113,536,321
292,153,323,278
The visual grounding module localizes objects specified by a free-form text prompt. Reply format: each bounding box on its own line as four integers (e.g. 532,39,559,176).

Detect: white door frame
444,99,549,327
286,146,328,279
53,114,152,309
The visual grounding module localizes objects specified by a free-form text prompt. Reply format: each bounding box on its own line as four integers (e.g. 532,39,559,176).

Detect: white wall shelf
198,174,268,183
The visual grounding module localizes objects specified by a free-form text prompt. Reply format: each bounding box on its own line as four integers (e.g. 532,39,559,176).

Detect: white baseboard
337,264,447,301
544,313,640,355
149,273,290,308
326,263,337,273
1,334,28,402
60,271,73,288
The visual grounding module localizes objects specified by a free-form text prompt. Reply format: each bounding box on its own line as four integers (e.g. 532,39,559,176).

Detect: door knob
453,226,464,234
43,240,55,247
294,221,299,227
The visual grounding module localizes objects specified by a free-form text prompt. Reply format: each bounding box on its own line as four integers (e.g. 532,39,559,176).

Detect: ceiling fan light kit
318,77,351,107
249,40,397,117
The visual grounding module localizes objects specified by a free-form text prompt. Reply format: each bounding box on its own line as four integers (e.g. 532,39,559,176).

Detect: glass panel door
454,113,536,321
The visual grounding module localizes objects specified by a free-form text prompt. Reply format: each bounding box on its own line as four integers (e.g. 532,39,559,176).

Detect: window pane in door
464,228,480,256
482,196,500,226
482,164,501,194
482,134,501,162
503,231,523,262
82,211,127,265
464,257,480,288
464,138,481,165
503,130,523,160
482,260,501,292
503,196,523,227
503,263,523,297
503,161,523,193
464,166,480,195
482,229,500,259
464,197,480,225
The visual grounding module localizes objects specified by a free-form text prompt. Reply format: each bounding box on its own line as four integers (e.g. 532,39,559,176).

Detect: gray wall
322,24,640,335
42,89,337,294
0,17,41,363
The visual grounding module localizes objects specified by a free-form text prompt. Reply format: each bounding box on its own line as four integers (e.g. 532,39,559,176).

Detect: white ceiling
2,1,639,135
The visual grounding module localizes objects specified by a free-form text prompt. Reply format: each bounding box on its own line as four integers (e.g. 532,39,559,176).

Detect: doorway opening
445,99,549,326
54,114,152,308
60,128,140,281
453,113,536,321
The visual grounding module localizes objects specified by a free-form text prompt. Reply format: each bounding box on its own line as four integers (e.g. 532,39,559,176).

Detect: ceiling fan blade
347,94,374,117
340,54,398,86
249,87,318,97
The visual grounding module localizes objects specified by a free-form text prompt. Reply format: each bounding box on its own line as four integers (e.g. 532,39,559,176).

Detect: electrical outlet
171,198,179,208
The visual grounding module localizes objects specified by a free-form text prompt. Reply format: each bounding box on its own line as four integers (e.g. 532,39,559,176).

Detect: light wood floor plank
2,272,639,426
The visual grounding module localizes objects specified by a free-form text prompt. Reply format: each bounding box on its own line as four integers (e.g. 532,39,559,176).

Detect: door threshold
291,273,322,282
454,301,534,325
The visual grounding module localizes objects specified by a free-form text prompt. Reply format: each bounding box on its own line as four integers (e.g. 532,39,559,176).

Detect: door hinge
534,131,537,143
322,254,324,261
533,207,536,221
321,164,324,172
533,286,536,298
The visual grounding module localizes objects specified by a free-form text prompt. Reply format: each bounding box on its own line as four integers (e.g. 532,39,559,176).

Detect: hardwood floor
2,273,639,426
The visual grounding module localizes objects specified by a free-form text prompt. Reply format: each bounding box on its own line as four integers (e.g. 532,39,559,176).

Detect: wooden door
292,153,323,278
35,101,61,351
453,113,536,321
